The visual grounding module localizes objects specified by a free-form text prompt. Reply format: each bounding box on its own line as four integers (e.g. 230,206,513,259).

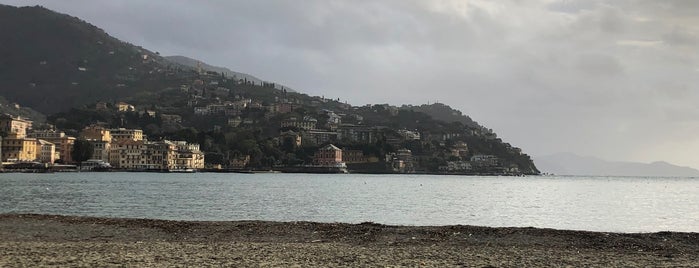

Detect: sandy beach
0,214,697,267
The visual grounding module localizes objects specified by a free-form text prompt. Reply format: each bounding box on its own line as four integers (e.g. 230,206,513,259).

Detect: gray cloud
2,0,699,168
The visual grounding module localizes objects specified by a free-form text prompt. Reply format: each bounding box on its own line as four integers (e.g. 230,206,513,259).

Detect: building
1,134,38,162
89,140,111,162
0,114,32,138
319,109,342,127
275,102,294,114
342,150,366,164
396,149,413,166
171,141,200,152
140,109,156,117
470,154,499,167
107,139,203,170
303,130,339,146
109,140,148,169
441,161,472,172
80,125,112,162
81,125,111,142
145,141,177,170
441,132,461,141
28,130,76,163
398,129,421,140
313,144,343,166
281,116,317,130
37,139,56,164
386,148,414,173
450,141,469,159
163,141,205,170
248,102,263,109
173,148,205,170
337,125,378,144
109,128,144,143
116,102,135,112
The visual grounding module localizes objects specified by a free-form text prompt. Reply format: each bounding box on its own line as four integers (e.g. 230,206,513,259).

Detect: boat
169,168,196,173
79,159,112,171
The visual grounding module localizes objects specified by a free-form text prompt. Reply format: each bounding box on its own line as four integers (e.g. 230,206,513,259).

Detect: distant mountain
0,4,187,114
534,152,699,177
164,55,296,92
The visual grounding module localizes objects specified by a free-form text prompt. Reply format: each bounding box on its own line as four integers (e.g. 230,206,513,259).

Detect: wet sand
0,214,697,267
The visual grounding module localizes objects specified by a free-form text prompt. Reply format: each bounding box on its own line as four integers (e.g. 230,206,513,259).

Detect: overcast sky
4,0,699,168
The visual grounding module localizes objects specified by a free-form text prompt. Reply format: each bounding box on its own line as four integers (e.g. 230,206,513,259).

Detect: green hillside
0,4,188,114
1,4,539,175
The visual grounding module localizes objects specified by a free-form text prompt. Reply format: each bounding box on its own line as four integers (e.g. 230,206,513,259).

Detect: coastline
1,214,697,267
0,168,533,176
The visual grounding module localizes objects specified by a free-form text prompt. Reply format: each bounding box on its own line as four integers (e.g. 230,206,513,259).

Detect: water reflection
0,173,697,233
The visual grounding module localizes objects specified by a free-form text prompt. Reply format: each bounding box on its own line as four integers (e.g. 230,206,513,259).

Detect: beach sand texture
1,214,697,267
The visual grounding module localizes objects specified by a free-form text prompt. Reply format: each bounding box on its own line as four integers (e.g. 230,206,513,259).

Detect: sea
0,172,697,233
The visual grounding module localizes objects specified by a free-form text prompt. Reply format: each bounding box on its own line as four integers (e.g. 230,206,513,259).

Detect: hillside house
116,102,135,112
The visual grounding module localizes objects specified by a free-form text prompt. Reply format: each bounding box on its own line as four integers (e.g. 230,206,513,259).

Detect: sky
3,0,699,168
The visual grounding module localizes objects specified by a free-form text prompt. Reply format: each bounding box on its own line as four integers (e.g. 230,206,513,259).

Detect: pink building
313,144,343,166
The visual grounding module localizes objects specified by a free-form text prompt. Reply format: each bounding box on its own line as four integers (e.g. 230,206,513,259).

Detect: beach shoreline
1,213,697,267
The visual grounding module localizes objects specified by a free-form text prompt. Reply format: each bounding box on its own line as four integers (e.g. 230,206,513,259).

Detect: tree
71,139,94,166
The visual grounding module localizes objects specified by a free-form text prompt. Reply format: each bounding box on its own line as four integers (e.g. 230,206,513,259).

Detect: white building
37,139,56,164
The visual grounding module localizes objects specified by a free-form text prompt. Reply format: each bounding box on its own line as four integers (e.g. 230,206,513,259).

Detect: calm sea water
0,172,697,233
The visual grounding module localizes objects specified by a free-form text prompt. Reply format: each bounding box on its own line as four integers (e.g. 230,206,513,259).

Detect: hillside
401,103,483,130
2,4,538,174
0,4,188,114
164,56,296,92
535,153,699,177
0,96,46,124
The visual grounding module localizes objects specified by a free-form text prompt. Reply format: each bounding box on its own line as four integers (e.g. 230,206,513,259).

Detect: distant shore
0,214,696,267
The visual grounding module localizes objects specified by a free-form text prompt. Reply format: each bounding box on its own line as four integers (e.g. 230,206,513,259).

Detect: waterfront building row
0,115,204,170
107,139,204,170
81,125,204,170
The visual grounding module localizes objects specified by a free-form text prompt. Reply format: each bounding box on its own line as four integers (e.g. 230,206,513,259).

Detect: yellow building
108,140,203,170
170,141,204,170
80,125,112,162
28,130,76,164
146,141,178,170
1,134,38,162
174,150,205,170
116,102,135,112
109,140,148,169
0,114,32,138
109,128,143,143
81,125,111,142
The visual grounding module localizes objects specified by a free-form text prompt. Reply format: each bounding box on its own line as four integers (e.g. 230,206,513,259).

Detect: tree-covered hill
401,103,483,130
0,4,186,114
1,4,539,175
164,55,297,93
